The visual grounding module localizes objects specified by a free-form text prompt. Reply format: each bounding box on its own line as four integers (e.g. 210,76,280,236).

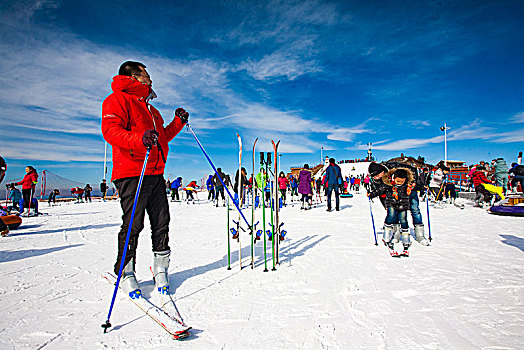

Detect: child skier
383,169,413,256
8,184,22,212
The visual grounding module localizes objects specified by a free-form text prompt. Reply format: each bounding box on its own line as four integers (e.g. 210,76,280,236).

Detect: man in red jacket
102,61,189,297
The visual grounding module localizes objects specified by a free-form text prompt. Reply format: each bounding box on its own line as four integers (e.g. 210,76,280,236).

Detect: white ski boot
400,228,411,256
383,224,394,246
120,260,141,299
20,208,30,217
414,224,429,246
392,224,401,243
152,250,170,294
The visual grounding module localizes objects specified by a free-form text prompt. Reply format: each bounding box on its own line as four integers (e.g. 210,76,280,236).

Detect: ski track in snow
0,193,523,349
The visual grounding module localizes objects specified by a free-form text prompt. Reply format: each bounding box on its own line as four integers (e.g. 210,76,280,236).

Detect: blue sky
0,0,523,186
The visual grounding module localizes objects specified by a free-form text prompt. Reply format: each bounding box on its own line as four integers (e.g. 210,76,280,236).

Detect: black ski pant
113,175,170,275
85,192,91,202
444,184,456,199
171,188,179,201
280,189,286,204
208,189,215,200
301,193,310,206
215,186,225,201
475,184,493,203
48,193,56,205
22,188,35,209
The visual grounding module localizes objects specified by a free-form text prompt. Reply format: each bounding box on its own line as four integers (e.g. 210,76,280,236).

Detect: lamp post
440,123,450,166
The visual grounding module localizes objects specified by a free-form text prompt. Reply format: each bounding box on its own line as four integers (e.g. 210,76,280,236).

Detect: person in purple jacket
298,164,313,210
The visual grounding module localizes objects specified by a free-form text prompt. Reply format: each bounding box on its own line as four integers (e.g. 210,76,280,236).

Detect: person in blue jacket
170,177,182,201
289,175,298,202
8,184,22,212
324,158,343,212
206,175,215,201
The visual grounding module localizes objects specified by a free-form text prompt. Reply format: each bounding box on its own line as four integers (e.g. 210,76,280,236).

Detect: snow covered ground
0,192,523,349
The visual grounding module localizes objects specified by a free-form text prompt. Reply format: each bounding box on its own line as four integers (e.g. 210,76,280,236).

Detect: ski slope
0,193,523,349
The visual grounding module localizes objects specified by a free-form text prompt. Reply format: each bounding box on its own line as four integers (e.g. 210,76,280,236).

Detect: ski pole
102,149,150,333
270,181,276,271
227,195,231,270
186,124,250,228
262,185,268,272
260,153,268,272
368,197,378,246
426,188,432,242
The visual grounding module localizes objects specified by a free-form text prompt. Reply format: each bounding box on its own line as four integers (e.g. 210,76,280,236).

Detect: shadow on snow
0,244,83,263
138,234,328,301
10,223,120,237
500,234,524,253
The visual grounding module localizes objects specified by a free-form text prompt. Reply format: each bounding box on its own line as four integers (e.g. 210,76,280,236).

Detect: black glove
142,129,159,149
175,108,189,124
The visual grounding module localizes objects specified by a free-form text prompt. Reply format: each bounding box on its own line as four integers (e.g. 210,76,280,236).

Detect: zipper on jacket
143,99,161,172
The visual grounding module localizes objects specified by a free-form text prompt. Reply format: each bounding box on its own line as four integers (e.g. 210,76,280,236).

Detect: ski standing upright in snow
271,140,283,265
251,138,258,269
236,133,243,270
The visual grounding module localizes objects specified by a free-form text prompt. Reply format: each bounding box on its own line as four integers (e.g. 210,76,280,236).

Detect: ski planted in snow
236,133,243,270
271,140,284,265
101,272,191,340
251,138,258,269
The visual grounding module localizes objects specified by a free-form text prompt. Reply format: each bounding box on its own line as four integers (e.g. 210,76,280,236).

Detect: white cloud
510,112,524,123
405,120,431,128
237,52,321,81
356,119,521,151
487,128,524,143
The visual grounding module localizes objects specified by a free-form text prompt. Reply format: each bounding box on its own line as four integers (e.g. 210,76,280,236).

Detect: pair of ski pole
367,191,432,246
103,123,256,332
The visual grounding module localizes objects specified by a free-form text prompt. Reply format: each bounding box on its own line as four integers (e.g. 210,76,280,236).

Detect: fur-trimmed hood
382,167,414,186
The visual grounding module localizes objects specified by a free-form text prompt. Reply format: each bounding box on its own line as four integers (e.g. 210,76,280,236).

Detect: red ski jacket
471,170,491,187
101,76,185,181
278,177,288,190
16,172,38,190
71,187,84,195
